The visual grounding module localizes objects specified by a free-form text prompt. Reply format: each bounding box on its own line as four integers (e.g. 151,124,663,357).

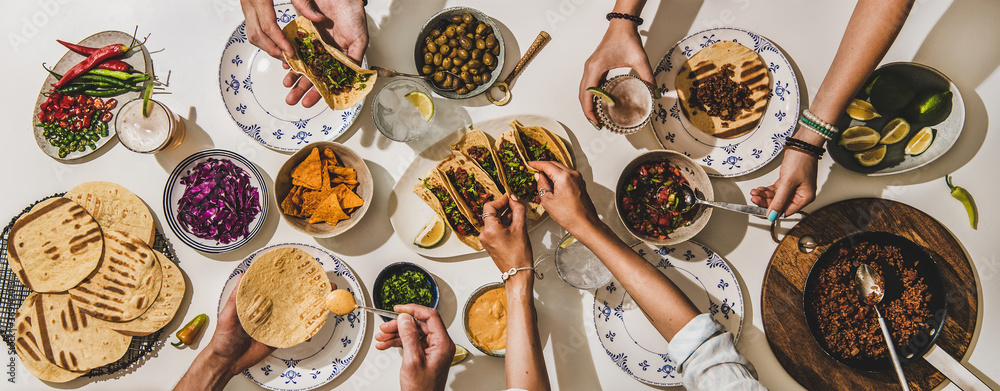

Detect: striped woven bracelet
784,144,822,160
784,137,826,158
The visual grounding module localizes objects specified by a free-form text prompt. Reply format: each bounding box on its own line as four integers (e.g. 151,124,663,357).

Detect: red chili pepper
57,39,133,72
53,38,145,88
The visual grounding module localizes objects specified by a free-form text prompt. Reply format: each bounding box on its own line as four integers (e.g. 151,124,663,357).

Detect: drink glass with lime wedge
373,79,435,142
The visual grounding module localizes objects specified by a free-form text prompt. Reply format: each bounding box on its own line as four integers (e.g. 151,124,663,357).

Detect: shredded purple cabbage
177,157,261,245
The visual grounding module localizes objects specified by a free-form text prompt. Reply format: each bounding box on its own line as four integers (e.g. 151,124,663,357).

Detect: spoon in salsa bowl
326,289,399,319
856,264,910,391
676,183,768,218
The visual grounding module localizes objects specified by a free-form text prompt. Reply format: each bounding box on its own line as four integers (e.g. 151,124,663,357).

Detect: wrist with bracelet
783,137,825,159
606,12,643,25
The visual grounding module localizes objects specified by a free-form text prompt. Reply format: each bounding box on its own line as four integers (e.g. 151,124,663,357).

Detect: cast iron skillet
803,231,948,372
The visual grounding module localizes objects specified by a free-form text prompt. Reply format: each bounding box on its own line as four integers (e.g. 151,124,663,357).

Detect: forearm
572,223,699,340
504,274,550,391
809,0,913,126
175,348,236,391
612,0,646,15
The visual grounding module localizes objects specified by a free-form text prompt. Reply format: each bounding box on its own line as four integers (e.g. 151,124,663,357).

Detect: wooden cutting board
762,198,978,390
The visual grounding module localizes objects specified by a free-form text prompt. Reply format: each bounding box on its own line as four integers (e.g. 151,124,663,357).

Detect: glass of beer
115,99,185,153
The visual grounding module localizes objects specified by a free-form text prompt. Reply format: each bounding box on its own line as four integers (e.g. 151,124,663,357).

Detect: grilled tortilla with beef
495,130,543,220
437,152,503,231
675,41,770,139
451,129,506,192
413,169,482,251
282,16,376,110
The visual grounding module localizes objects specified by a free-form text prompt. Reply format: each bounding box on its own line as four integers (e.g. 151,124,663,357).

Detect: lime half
587,87,618,106
405,91,434,122
846,99,881,121
839,126,879,152
855,145,887,167
558,235,577,249
452,344,469,365
879,117,911,145
905,127,935,156
414,214,446,248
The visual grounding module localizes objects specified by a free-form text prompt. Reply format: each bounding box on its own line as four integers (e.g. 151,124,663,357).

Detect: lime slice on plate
879,117,910,145
839,126,880,152
855,145,887,167
414,214,446,248
845,99,881,121
586,87,618,106
558,235,577,249
905,127,934,156
405,91,434,122
452,344,469,365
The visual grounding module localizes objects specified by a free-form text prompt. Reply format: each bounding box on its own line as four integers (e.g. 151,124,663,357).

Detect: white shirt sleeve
667,313,768,391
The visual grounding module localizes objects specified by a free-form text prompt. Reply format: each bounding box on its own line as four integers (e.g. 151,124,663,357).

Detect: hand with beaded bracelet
750,0,914,221
579,0,656,130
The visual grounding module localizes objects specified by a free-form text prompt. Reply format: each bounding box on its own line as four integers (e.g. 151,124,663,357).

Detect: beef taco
413,169,482,251
510,120,573,169
281,17,376,110
451,129,505,192
495,130,543,219
437,152,503,230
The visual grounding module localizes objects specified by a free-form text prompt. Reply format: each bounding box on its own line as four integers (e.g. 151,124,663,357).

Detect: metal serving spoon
856,264,910,391
370,66,458,91
325,289,399,319
678,183,769,218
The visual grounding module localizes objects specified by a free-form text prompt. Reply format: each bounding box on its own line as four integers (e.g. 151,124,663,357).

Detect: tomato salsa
466,145,503,191
498,140,538,203
447,167,494,226
620,160,699,240
425,179,477,237
295,31,370,95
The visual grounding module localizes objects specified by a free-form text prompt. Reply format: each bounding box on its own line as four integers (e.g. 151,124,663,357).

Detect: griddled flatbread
676,41,771,139
65,181,156,245
68,230,162,322
7,197,103,292
237,247,330,348
15,293,131,373
109,251,185,336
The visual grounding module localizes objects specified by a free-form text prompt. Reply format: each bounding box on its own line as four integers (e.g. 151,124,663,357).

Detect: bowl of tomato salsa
615,150,713,245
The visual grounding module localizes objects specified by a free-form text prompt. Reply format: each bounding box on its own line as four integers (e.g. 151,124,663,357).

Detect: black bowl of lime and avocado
373,262,439,322
829,62,965,176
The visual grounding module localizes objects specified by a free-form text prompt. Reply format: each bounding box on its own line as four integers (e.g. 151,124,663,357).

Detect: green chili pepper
945,176,977,229
171,314,208,347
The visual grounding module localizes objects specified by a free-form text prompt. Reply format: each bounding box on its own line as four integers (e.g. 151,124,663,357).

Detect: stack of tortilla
8,182,186,382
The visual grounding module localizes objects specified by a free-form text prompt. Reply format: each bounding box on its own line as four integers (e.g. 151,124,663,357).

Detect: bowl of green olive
414,7,505,99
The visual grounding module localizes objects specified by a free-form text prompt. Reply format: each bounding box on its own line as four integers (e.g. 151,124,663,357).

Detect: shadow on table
316,160,394,256
692,177,751,257
155,106,215,172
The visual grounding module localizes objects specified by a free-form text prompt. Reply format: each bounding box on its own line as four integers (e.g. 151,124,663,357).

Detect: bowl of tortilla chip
276,142,373,237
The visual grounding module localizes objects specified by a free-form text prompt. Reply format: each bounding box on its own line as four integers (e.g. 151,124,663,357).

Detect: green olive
460,72,472,83
456,87,469,95
450,66,460,74
452,57,464,66
448,38,458,48
426,42,437,53
491,45,500,56
441,57,452,69
451,15,463,23
457,49,469,60
481,72,491,83
481,54,493,67
444,25,456,38
475,23,487,36
472,49,483,60
425,36,433,44
448,50,457,59
460,64,470,73
468,59,482,68
466,82,476,90
430,29,441,38
435,35,448,46
459,36,472,50
485,34,497,49
439,44,450,56
469,67,479,76
421,65,434,75
433,71,445,83
424,52,434,65
462,13,473,24
472,74,482,84
456,26,466,36
476,39,486,50
433,53,442,66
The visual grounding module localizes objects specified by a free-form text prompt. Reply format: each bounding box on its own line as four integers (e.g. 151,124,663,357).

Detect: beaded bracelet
607,12,643,25
784,137,826,159
802,109,839,135
798,115,835,140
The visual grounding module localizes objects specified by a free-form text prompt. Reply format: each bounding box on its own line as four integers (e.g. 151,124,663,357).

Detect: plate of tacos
219,3,373,151
390,114,574,258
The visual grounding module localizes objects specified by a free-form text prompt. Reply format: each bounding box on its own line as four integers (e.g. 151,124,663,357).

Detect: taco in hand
510,120,574,169
495,130,543,220
451,129,505,193
413,169,482,251
437,152,503,231
281,16,376,110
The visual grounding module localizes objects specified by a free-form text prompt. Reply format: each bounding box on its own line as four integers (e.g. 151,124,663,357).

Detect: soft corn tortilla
495,130,543,219
451,129,506,188
413,169,483,251
281,16,376,110
437,152,503,231
7,197,103,292
510,120,574,169
68,230,162,323
675,41,771,139
237,247,331,348
15,293,131,373
65,181,156,245
108,251,185,336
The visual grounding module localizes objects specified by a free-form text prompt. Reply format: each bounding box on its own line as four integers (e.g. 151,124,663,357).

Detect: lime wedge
845,99,881,121
879,117,910,145
838,126,879,152
558,235,577,249
905,127,934,156
587,87,618,106
855,145,887,167
414,214,446,248
452,344,469,365
405,91,434,122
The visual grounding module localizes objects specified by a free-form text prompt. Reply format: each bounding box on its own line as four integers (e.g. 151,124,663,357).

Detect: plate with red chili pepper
389,114,573,258
615,150,713,245
32,30,151,160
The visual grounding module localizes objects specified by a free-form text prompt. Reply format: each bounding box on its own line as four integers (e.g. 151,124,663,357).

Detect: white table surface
2,1,998,390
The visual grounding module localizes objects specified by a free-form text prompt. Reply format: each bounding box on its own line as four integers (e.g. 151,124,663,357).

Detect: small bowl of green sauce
373,262,439,322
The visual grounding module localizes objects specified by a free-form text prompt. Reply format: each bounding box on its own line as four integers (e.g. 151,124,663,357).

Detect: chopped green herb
379,269,434,310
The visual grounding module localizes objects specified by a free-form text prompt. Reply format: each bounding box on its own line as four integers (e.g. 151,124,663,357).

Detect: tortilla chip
331,166,357,181
292,148,323,190
332,184,364,209
281,186,307,217
321,160,332,190
309,192,349,224
301,186,336,216
323,148,339,165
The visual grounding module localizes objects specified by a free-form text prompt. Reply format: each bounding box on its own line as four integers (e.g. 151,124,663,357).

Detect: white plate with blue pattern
219,2,364,151
651,27,800,177
219,243,367,391
593,241,744,387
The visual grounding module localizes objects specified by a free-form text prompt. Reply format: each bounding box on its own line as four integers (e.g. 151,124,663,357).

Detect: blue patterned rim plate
163,149,268,253
219,1,364,151
593,241,744,386
652,27,801,177
218,243,367,391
